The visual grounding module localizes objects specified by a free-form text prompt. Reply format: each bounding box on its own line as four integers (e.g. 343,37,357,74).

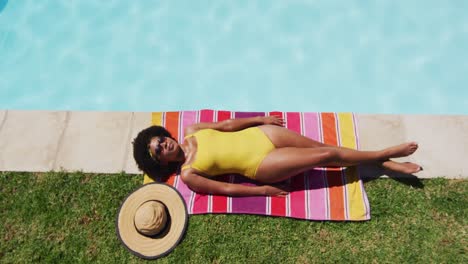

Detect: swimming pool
0,0,467,114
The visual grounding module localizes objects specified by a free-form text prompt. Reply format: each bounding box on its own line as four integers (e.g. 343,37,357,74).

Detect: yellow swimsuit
181,127,275,179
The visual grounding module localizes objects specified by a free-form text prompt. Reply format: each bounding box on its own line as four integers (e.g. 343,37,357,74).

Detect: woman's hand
263,184,290,197
261,116,285,126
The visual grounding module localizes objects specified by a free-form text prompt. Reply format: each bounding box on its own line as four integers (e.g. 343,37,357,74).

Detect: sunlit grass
0,172,466,263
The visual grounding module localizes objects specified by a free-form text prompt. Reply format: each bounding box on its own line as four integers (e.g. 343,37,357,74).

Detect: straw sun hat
116,183,188,259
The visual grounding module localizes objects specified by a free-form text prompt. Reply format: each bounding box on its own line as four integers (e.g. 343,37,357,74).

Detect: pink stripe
176,176,195,214
303,112,320,141
191,110,213,214
197,109,214,214
176,111,198,213
307,170,328,220
199,109,214,123
303,113,327,219
286,112,301,133
286,112,306,218
181,111,197,137
290,174,306,219
230,111,267,215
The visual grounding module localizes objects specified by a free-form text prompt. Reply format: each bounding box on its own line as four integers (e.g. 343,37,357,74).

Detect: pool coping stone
0,110,466,179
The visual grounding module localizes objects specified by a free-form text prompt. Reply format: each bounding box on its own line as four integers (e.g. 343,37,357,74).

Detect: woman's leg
381,160,422,174
259,125,335,149
255,144,419,183
258,125,421,175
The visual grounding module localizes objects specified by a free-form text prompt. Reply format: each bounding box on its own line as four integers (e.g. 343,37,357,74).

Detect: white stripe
300,112,310,219
266,194,270,215
174,111,183,188
284,112,290,217
189,191,196,214
305,171,310,219
227,111,234,213
207,110,213,213
352,113,360,151
160,112,167,182
188,111,200,214
322,169,329,220
265,112,271,214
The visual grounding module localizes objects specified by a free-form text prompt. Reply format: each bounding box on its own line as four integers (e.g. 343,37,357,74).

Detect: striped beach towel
143,110,370,221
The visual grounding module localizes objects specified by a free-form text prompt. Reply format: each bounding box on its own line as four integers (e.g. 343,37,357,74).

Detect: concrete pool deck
0,110,466,179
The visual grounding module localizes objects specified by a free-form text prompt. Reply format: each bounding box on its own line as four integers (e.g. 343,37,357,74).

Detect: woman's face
148,136,179,164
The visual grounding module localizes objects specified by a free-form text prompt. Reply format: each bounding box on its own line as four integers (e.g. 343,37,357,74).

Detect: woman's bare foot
382,142,419,159
382,160,423,174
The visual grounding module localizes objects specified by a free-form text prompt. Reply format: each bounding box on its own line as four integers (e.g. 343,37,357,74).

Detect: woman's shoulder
184,126,216,138
184,121,225,136
184,125,200,137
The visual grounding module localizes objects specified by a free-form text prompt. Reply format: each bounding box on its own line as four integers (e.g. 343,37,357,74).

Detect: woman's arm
180,170,289,197
185,116,284,134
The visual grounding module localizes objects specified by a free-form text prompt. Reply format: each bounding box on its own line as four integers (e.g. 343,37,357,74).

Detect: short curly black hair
132,125,180,182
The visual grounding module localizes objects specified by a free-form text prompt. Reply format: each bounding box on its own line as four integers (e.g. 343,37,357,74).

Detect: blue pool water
0,0,467,114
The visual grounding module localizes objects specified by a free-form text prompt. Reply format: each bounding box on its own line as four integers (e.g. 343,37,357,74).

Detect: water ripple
0,0,467,114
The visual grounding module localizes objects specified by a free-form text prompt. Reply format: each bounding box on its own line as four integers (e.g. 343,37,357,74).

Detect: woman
133,116,421,196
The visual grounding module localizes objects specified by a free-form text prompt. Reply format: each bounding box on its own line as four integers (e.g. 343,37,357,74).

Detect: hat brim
116,183,188,260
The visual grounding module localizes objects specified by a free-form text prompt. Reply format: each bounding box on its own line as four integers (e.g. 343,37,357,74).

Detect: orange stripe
320,113,345,220
321,113,338,146
322,112,340,172
327,171,345,220
165,112,180,139
164,112,180,186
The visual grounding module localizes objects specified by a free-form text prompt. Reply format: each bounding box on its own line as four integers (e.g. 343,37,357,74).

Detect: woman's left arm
180,170,289,197
186,116,284,134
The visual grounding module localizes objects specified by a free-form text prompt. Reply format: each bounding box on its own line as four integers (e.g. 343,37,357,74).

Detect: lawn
0,172,466,263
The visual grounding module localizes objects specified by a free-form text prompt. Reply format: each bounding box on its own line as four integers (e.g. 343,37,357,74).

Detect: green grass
1,172,466,263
